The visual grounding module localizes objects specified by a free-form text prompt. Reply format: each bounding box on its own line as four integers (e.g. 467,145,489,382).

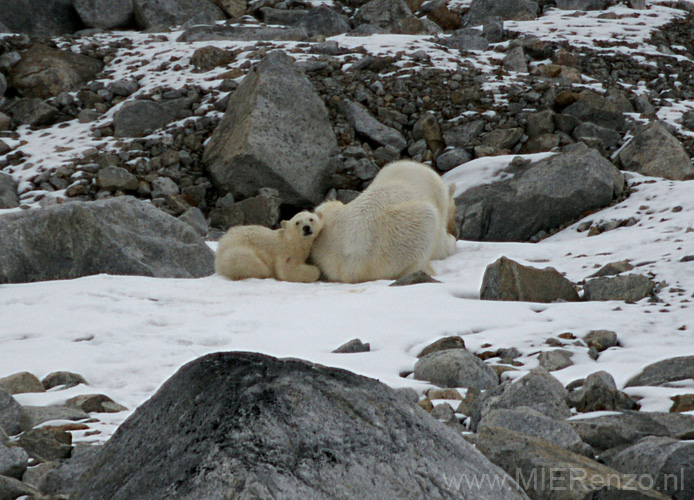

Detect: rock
108,79,139,97
0,197,215,284
0,475,40,500
0,173,19,209
66,395,128,413
353,0,413,29
573,121,622,149
132,0,225,29
211,0,246,17
569,411,670,453
476,426,671,500
178,208,208,237
332,338,371,353
42,371,88,390
430,402,458,424
79,109,100,123
0,389,31,437
413,111,443,152
463,0,538,26
437,28,489,51
96,166,139,192
6,98,59,127
414,349,499,390
625,356,694,388
0,0,83,36
113,100,177,137
0,112,10,131
0,372,45,395
563,90,625,130
648,412,694,439
583,274,655,302
556,0,608,9
478,407,587,454
417,336,466,358
39,444,103,497
73,0,134,28
9,44,103,100
204,51,337,207
503,45,527,72
0,443,28,479
618,122,694,180
454,143,624,241
444,119,485,147
589,260,633,278
570,371,638,413
470,368,571,431
436,148,472,171
390,270,440,286
190,45,232,72
480,257,579,303
18,428,73,462
538,349,574,371
71,352,528,500
232,188,280,227
583,330,618,351
670,394,694,413
520,133,560,154
608,436,694,500
150,177,179,198
177,24,308,42
340,99,407,152
0,74,5,97
483,17,504,42
554,112,581,134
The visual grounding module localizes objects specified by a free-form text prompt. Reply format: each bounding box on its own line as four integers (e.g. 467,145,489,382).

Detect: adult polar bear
311,160,457,283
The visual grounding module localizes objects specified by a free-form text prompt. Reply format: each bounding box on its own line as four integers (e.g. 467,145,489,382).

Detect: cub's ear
316,211,323,220
281,220,288,230
448,183,456,197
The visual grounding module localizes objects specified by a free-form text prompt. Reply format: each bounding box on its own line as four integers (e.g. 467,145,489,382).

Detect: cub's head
281,211,323,240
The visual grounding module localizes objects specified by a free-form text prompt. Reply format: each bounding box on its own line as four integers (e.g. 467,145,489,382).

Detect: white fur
216,211,323,282
311,160,457,283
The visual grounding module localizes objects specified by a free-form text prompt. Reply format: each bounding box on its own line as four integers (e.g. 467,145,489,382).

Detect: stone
417,336,466,358
618,122,694,180
190,46,232,72
414,349,499,390
6,98,59,127
0,443,28,479
583,330,618,351
340,99,407,152
571,371,638,413
478,407,587,454
556,0,608,9
177,25,308,42
444,120,485,147
483,17,504,42
670,394,694,413
97,166,139,192
0,475,40,500
436,148,472,171
18,428,73,462
0,389,31,437
481,257,579,303
583,274,655,302
608,437,694,500
66,394,128,413
554,113,581,135
211,0,246,17
9,45,103,100
132,0,225,29
563,90,625,130
108,79,139,97
437,28,489,51
0,372,45,395
519,133,560,154
573,121,622,149
0,197,215,284
332,338,371,353
150,176,179,198
455,143,624,241
0,112,10,131
113,100,176,138
538,349,574,371
42,371,88,390
624,356,694,388
354,0,413,29
648,412,694,439
71,352,528,500
233,188,280,227
23,405,89,428
39,444,103,497
0,0,83,36
413,111,443,152
178,208,208,237
390,271,440,286
0,74,5,98
569,411,670,453
0,173,19,209
204,51,337,207
73,0,134,28
503,46,527,72
525,110,555,138
481,127,523,151
79,109,100,123
476,426,670,500
463,0,538,26
589,260,633,278
470,368,571,431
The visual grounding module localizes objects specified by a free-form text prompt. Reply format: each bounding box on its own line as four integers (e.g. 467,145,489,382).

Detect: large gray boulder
260,6,350,37
73,0,134,28
569,411,670,453
8,44,103,100
0,172,19,209
204,51,338,207
463,0,538,27
454,143,624,241
414,349,499,390
0,197,215,284
583,274,655,302
0,389,30,437
72,352,529,500
480,256,579,303
563,90,625,130
618,122,694,180
132,0,225,29
624,355,694,388
0,0,83,36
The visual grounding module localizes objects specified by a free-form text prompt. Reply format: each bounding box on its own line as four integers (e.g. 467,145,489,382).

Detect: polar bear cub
310,160,457,283
215,211,323,282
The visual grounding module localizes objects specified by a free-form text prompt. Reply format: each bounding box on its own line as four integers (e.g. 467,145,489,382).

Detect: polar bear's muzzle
302,225,313,236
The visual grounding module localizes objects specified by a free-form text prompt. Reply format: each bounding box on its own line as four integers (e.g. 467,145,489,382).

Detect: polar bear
310,160,457,283
215,211,323,282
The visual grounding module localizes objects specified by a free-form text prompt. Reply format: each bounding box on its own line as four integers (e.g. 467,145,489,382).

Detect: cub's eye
295,221,300,225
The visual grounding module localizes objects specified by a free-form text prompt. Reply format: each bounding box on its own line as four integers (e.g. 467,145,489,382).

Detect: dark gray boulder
0,443,28,479
0,196,214,284
39,444,103,497
481,256,580,303
72,352,529,500
5,98,59,127
569,371,638,413
563,90,625,130
414,349,499,390
260,6,350,37
463,0,538,27
203,51,338,207
437,28,489,51
624,355,694,388
618,122,694,180
132,0,225,29
569,411,670,453
454,143,624,241
177,24,308,41
113,98,194,137
0,0,83,36
354,0,413,29
583,274,655,302
340,99,407,152
0,389,30,437
73,0,134,28
0,172,19,209
573,121,622,149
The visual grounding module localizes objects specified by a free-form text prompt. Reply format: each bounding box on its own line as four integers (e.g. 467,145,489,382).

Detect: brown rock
416,336,466,358
670,394,694,413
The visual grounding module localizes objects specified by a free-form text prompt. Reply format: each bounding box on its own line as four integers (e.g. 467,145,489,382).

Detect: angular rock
414,349,499,390
0,475,40,500
332,338,371,353
0,0,83,36
563,90,625,130
233,188,280,227
503,45,527,72
570,371,638,413
18,428,73,462
625,356,694,388
589,260,633,278
113,100,177,138
177,24,308,42
573,121,622,149
618,122,694,180
437,28,489,51
463,0,538,26
583,274,655,302
340,99,407,152
354,0,413,29
23,406,89,429
444,120,486,147
6,98,59,127
648,412,694,439
569,411,670,452
556,0,609,9
9,44,103,100
0,389,30,437
178,207,208,237
42,371,88,390
39,444,103,497
73,0,134,28
454,143,624,241
150,177,179,198
390,270,440,286
211,0,246,17
204,51,337,206
538,349,574,371
436,148,472,171
670,394,694,413
0,443,28,479
0,372,45,395
190,45,232,72
413,111,443,152
0,173,19,209
481,257,579,303
66,395,127,413
96,166,139,192
417,336,466,358
132,0,225,29
0,196,215,284
71,352,528,500
583,330,618,351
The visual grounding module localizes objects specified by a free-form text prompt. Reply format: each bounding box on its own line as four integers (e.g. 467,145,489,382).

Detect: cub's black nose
303,225,313,236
